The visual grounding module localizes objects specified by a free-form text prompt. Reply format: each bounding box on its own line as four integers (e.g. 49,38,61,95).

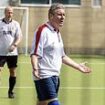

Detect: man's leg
0,68,2,85
0,56,6,86
48,100,60,105
36,99,60,105
36,100,47,105
8,68,16,98
7,56,17,98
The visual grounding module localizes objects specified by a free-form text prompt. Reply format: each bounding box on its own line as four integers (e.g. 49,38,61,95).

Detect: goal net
0,7,29,55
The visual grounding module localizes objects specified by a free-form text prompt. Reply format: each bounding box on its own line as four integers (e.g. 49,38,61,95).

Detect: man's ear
49,13,53,19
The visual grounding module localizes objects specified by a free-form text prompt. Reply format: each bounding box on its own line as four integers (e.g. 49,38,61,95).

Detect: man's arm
31,54,40,79
62,55,91,73
13,33,22,46
9,33,22,52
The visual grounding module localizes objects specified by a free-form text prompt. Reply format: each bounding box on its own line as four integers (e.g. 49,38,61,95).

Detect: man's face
51,8,65,28
5,8,13,19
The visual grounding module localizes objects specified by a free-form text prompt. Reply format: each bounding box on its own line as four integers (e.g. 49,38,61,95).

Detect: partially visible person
30,3,91,105
0,6,22,98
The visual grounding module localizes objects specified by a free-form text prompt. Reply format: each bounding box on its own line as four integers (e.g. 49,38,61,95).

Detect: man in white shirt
0,6,22,98
30,3,91,105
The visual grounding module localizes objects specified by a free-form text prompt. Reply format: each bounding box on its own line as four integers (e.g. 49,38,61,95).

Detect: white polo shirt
31,22,65,79
0,18,22,56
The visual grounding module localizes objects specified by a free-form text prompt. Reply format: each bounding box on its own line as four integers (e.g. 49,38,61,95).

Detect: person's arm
31,54,40,79
8,34,22,52
13,34,22,47
62,55,91,73
9,21,23,52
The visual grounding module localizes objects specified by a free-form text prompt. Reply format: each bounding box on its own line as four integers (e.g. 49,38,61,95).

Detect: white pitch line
1,86,105,90
18,62,31,64
18,62,105,65
0,86,34,89
60,87,105,90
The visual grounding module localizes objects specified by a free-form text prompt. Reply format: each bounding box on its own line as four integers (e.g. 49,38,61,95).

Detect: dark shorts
34,76,60,101
0,56,18,69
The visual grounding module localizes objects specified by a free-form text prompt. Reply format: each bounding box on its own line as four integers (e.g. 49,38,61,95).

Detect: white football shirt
31,22,65,79
0,19,22,56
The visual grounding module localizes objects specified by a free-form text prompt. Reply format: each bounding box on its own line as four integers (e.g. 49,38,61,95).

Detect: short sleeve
30,28,46,57
15,22,22,38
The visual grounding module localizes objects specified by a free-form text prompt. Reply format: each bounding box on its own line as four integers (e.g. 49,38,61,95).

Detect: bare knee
47,98,60,105
36,98,58,105
36,100,48,105
9,68,16,77
0,67,3,71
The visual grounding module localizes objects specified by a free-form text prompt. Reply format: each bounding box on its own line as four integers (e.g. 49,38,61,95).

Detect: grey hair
48,3,65,17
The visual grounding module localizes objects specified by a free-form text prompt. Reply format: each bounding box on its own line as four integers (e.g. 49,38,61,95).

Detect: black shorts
34,76,60,101
0,56,18,69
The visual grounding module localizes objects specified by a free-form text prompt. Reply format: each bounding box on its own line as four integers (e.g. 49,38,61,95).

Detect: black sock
8,76,16,93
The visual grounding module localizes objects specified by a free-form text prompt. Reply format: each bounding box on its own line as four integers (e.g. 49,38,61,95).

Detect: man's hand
32,69,41,79
8,44,16,52
78,62,91,73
